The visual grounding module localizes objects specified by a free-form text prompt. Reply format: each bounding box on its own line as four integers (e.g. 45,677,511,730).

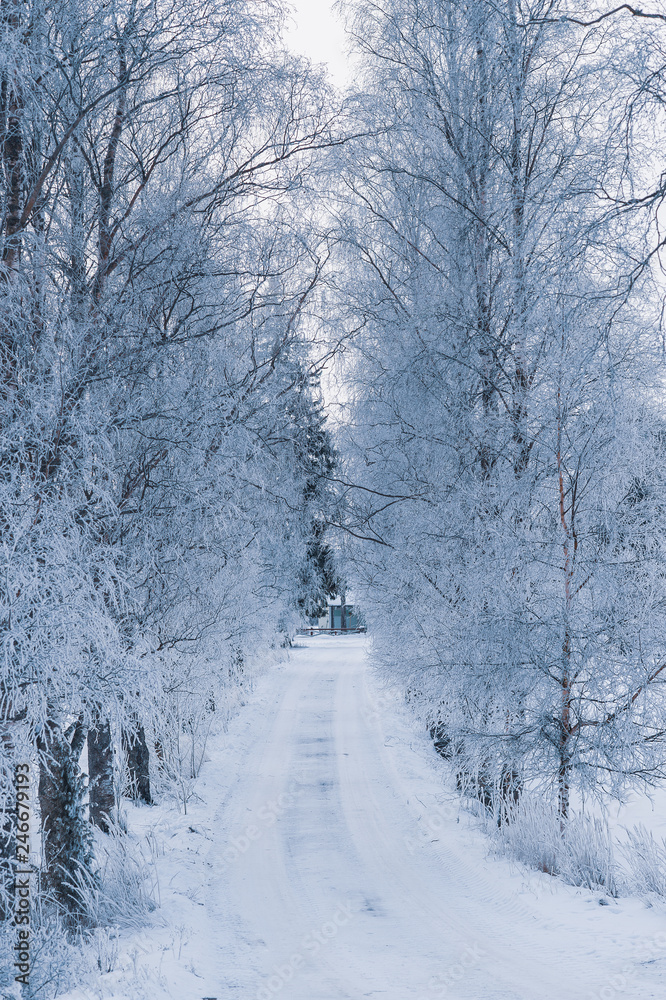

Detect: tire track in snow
205,637,643,999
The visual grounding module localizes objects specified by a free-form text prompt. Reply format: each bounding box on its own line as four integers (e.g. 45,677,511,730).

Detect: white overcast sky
286,0,351,87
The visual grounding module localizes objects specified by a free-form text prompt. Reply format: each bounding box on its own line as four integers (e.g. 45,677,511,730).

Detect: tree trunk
88,714,115,832
557,392,574,827
122,716,152,804
558,641,572,826
37,716,91,917
1,0,25,280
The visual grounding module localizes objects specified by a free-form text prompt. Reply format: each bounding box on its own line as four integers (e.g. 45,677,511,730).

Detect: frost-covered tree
336,0,666,818
0,0,342,918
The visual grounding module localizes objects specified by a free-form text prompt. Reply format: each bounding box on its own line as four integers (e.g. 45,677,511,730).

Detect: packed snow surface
69,636,666,999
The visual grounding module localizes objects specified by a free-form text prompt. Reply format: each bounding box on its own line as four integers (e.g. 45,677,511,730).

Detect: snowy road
204,637,664,1000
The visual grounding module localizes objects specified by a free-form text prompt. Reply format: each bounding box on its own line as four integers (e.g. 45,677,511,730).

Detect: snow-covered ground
63,636,666,1000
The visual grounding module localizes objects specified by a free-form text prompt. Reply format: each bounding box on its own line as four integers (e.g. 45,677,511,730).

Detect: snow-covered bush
0,913,89,1000
558,816,617,896
491,795,617,895
89,925,121,975
149,670,219,814
491,795,561,876
621,824,666,897
66,823,159,930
